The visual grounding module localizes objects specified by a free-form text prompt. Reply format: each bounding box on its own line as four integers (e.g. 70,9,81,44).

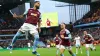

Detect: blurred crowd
0,16,23,30
0,24,100,48
72,27,100,45
0,27,100,48
72,27,100,40
0,39,31,49
0,35,54,48
75,9,100,25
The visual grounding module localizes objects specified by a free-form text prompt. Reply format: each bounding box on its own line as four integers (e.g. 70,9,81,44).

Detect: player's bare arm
37,19,41,32
13,13,24,18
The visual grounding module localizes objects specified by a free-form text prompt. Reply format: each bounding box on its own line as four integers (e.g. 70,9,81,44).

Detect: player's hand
19,15,23,18
85,38,88,40
13,13,18,18
61,35,65,39
88,39,91,41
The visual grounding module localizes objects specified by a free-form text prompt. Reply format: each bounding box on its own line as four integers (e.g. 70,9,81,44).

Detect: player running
83,31,96,56
59,23,76,56
74,35,82,54
53,34,61,56
27,40,31,51
8,1,41,56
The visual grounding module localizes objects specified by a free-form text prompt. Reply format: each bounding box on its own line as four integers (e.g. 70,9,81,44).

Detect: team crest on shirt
37,12,40,15
30,10,32,11
60,30,66,35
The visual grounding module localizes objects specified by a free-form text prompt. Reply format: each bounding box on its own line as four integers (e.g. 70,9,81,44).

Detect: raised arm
13,10,28,18
37,14,41,32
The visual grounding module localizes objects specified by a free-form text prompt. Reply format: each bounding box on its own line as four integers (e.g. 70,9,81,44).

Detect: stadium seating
74,9,100,25
72,27,100,40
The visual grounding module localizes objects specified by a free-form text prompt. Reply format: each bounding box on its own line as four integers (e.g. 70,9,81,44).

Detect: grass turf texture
0,46,100,56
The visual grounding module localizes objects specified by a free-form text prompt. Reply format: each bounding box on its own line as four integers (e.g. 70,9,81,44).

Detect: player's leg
27,24,40,56
79,44,82,54
93,45,96,51
10,31,22,46
56,48,59,56
9,23,29,48
90,44,96,51
85,44,90,56
28,47,30,51
67,46,76,56
31,32,40,56
75,44,78,54
8,30,22,53
28,43,31,51
90,44,93,51
56,45,60,56
60,45,65,56
9,30,22,49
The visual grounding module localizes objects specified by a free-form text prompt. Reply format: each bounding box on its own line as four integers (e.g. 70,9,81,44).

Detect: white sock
76,48,78,54
80,48,82,53
28,49,30,51
56,49,59,55
93,47,96,50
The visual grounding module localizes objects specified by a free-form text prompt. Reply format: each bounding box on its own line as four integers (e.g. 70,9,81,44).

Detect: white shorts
75,44,80,47
47,45,50,48
60,45,72,50
46,26,50,28
56,45,60,49
85,44,93,48
19,23,38,34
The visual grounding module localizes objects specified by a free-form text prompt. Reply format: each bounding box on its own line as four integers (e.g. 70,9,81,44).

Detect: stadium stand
72,27,100,40
74,9,100,25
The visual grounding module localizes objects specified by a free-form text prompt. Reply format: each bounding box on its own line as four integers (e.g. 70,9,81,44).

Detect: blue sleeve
23,10,28,16
65,29,72,39
53,37,56,41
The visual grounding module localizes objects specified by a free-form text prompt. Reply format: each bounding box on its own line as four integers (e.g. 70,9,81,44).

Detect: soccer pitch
0,46,100,56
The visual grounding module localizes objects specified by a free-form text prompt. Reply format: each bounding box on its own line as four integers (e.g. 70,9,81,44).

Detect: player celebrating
46,18,52,27
83,31,96,56
74,35,82,54
8,1,41,56
59,23,76,56
53,34,61,56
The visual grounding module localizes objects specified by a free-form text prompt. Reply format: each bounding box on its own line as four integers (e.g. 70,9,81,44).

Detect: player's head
83,31,87,35
76,34,79,37
56,34,59,37
47,18,49,21
34,1,40,9
60,23,66,29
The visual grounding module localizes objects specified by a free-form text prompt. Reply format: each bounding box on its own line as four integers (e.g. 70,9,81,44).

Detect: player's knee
86,47,89,50
15,31,22,37
32,33,39,40
60,49,64,53
76,46,78,48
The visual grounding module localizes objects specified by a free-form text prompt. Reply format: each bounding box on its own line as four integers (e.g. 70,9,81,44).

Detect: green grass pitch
0,46,100,56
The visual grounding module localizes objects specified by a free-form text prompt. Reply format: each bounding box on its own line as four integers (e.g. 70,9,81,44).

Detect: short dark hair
34,1,40,4
61,23,66,25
